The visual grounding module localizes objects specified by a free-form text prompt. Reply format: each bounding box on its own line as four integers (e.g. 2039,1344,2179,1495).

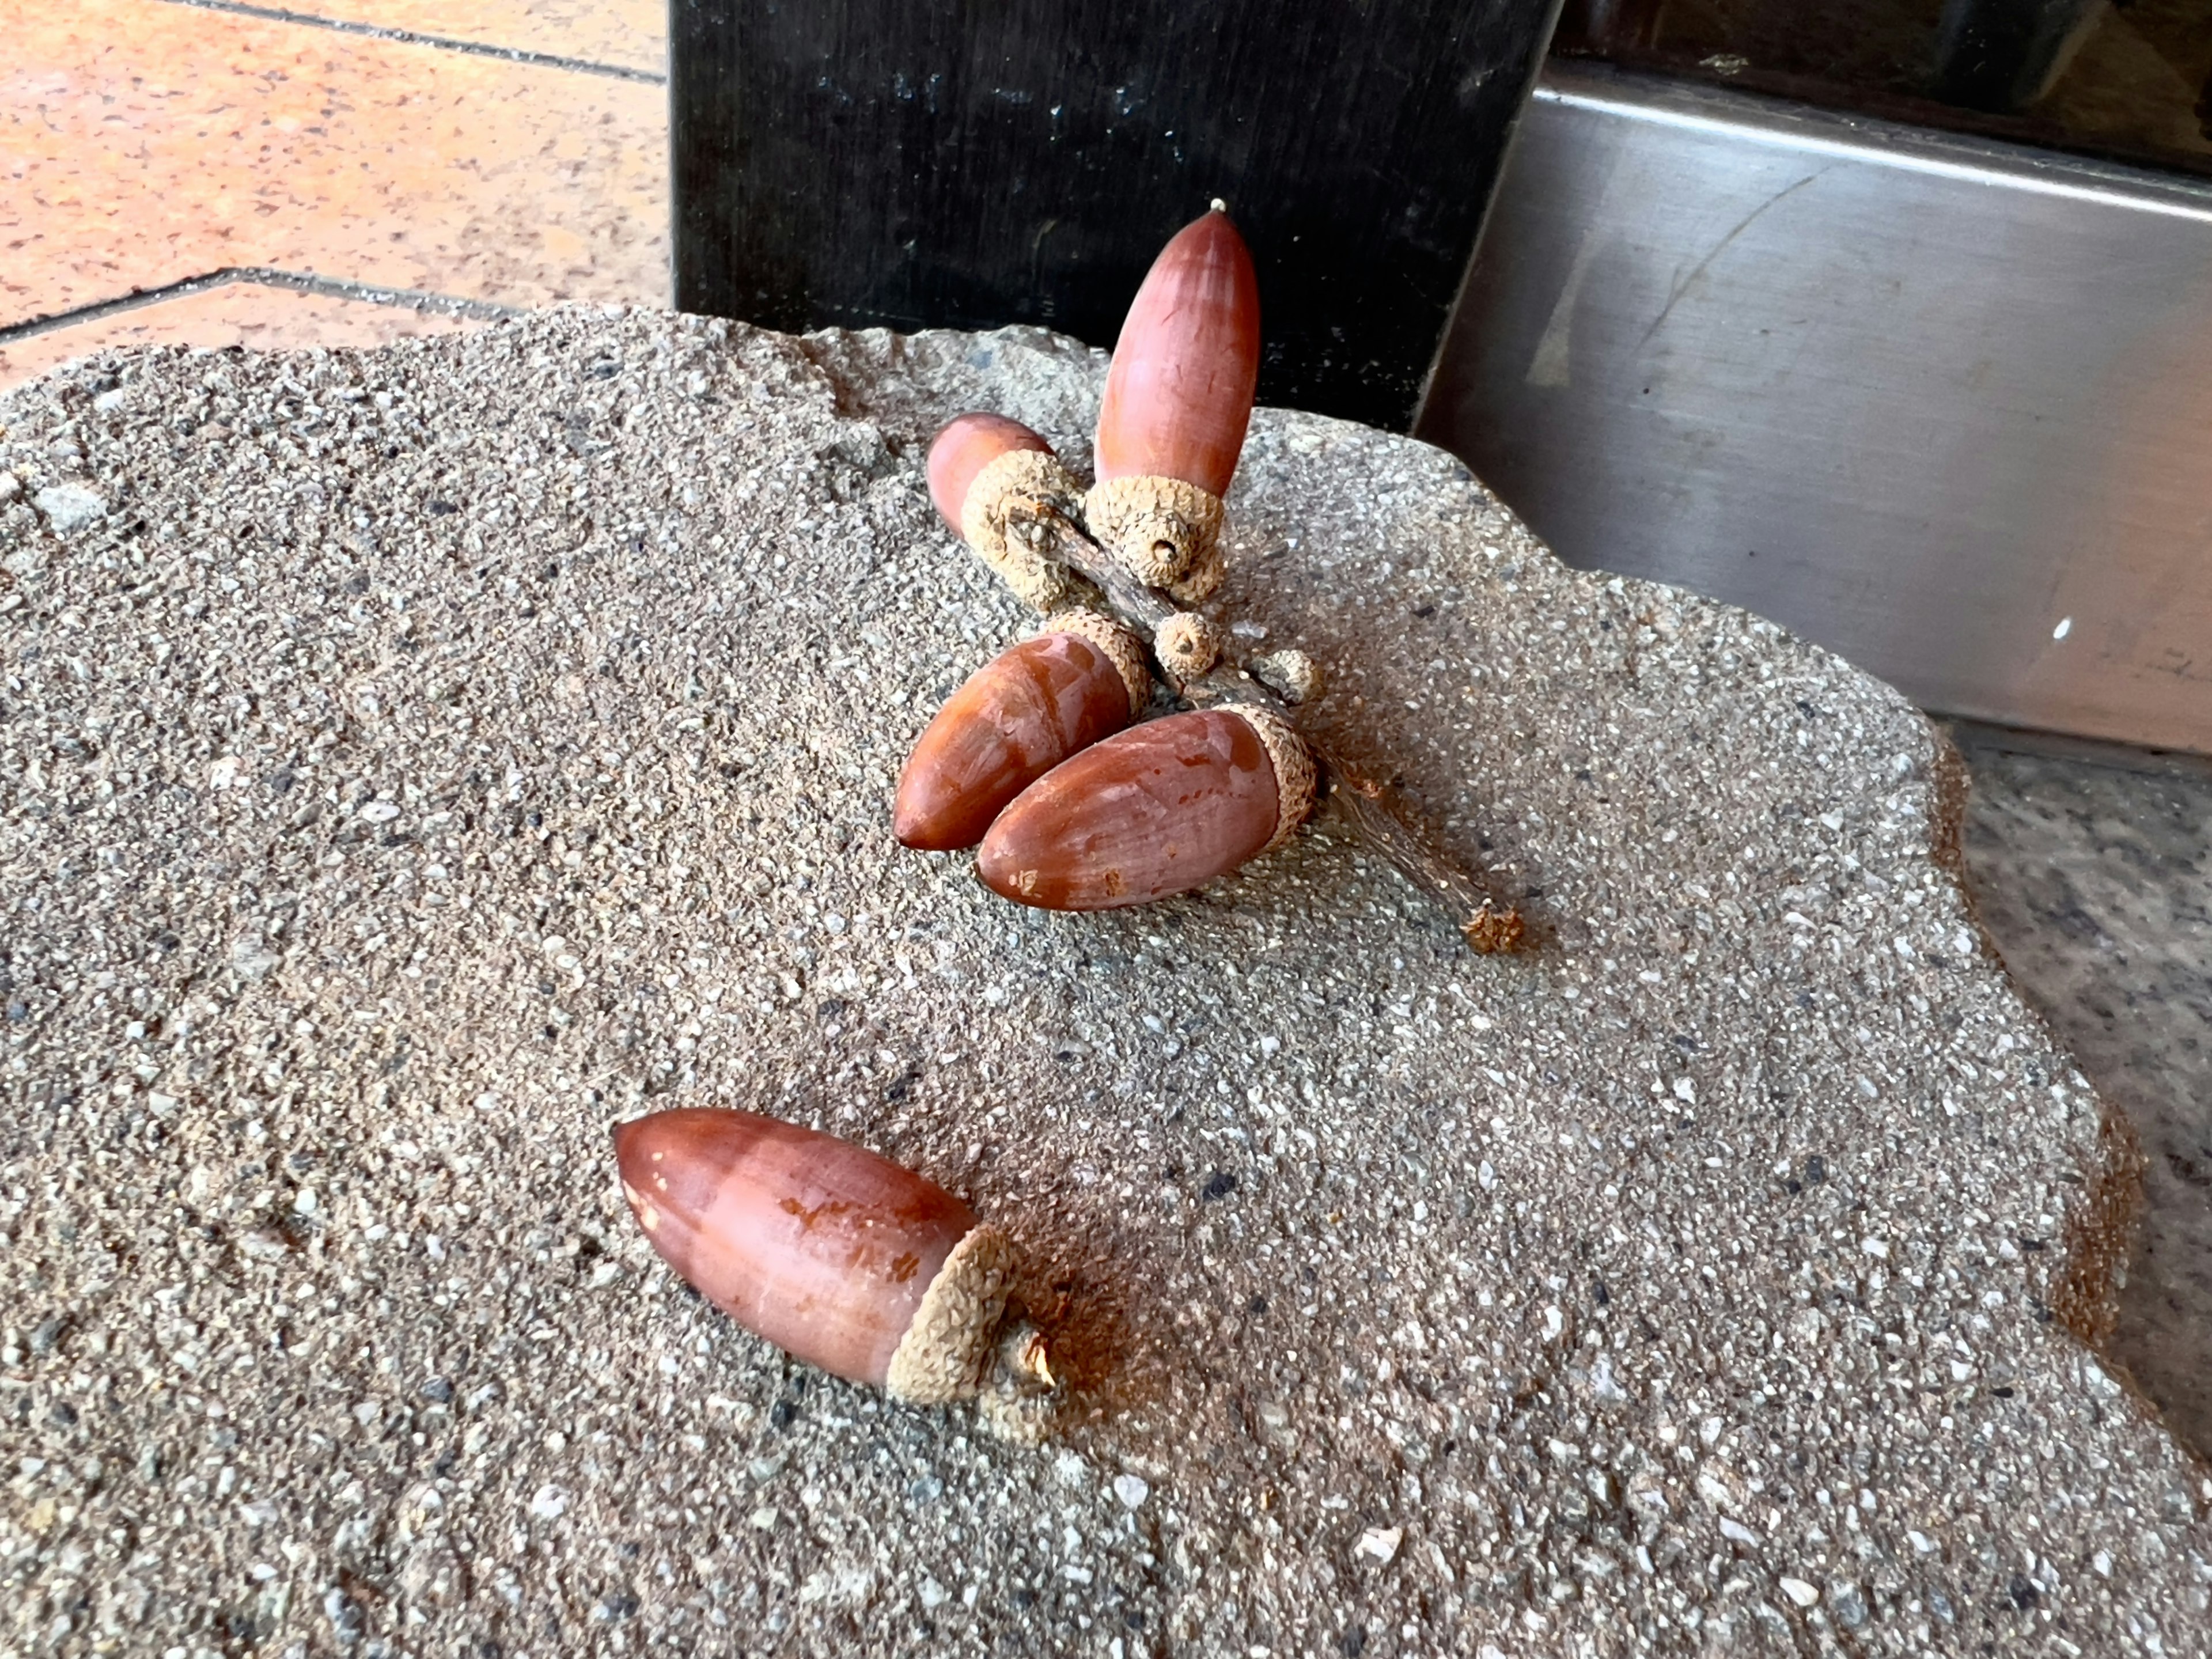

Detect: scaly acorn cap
1163,536,1228,606
883,1224,1021,1405
1083,474,1226,594
960,447,1088,613
1226,704,1316,853
1040,610,1152,717
1248,648,1322,706
1153,611,1225,681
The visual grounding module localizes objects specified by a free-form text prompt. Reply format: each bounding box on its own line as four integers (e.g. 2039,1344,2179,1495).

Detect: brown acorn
976,704,1313,911
1087,204,1260,600
926,412,1088,612
615,1108,1055,1416
895,612,1150,851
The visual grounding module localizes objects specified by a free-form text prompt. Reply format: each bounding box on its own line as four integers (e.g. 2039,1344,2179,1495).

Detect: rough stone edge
1041,610,1152,718
1228,705,1316,855
1931,725,2177,1458
884,1224,1019,1405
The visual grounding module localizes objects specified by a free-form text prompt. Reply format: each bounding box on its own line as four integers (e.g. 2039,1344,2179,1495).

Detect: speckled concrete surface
2,315,2209,1658
1953,730,2212,1463
1,285,480,394
1,0,667,329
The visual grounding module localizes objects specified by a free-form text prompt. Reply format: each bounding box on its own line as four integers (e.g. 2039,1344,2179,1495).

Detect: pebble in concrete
1,311,2207,1656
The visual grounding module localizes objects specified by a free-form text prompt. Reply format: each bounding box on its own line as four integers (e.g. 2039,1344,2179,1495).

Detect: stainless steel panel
1418,63,2212,755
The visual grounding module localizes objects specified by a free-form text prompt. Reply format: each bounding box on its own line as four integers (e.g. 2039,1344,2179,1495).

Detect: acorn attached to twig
1088,204,1260,605
928,413,1089,612
976,704,1313,910
615,1108,1058,1436
895,612,1151,851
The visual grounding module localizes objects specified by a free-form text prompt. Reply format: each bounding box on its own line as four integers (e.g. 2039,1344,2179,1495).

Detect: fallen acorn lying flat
976,705,1313,910
895,612,1150,851
615,1108,1054,1425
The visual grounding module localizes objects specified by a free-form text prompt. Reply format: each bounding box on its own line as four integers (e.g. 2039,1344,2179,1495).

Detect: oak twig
1004,504,1527,954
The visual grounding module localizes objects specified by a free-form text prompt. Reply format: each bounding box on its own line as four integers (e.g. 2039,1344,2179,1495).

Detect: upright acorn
927,412,1088,612
1088,204,1261,603
976,704,1313,910
896,612,1150,851
616,1108,1055,1426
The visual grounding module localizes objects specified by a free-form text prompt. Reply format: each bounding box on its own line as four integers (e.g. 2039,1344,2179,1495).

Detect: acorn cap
1153,611,1225,681
959,446,1088,613
1162,536,1227,605
1248,649,1322,706
1083,474,1225,592
884,1223,1021,1404
1040,610,1150,716
1226,704,1315,853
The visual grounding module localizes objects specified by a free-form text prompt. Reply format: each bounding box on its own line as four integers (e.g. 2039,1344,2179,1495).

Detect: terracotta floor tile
216,0,669,77
0,280,483,389
1,0,669,331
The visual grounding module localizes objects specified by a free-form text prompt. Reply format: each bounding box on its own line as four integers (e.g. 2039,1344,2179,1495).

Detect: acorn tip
609,1115,649,1176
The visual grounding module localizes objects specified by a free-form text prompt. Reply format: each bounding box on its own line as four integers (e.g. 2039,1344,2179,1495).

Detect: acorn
927,412,1088,612
1088,203,1260,604
894,611,1151,851
615,1108,1056,1428
976,704,1313,911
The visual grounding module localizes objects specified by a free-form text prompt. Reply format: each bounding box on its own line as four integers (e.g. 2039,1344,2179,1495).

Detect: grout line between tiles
148,0,667,83
0,268,526,347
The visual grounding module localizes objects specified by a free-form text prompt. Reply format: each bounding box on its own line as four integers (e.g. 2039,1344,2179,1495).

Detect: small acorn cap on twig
1248,648,1322,706
927,413,1088,612
1153,611,1225,683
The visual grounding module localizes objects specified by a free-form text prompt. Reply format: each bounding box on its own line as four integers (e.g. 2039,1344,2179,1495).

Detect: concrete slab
1,313,2207,1657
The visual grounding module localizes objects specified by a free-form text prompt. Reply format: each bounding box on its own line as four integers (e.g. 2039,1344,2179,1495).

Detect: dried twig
1003,503,1527,954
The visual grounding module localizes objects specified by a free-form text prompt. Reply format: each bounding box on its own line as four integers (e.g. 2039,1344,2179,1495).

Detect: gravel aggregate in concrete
2,311,2209,1657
